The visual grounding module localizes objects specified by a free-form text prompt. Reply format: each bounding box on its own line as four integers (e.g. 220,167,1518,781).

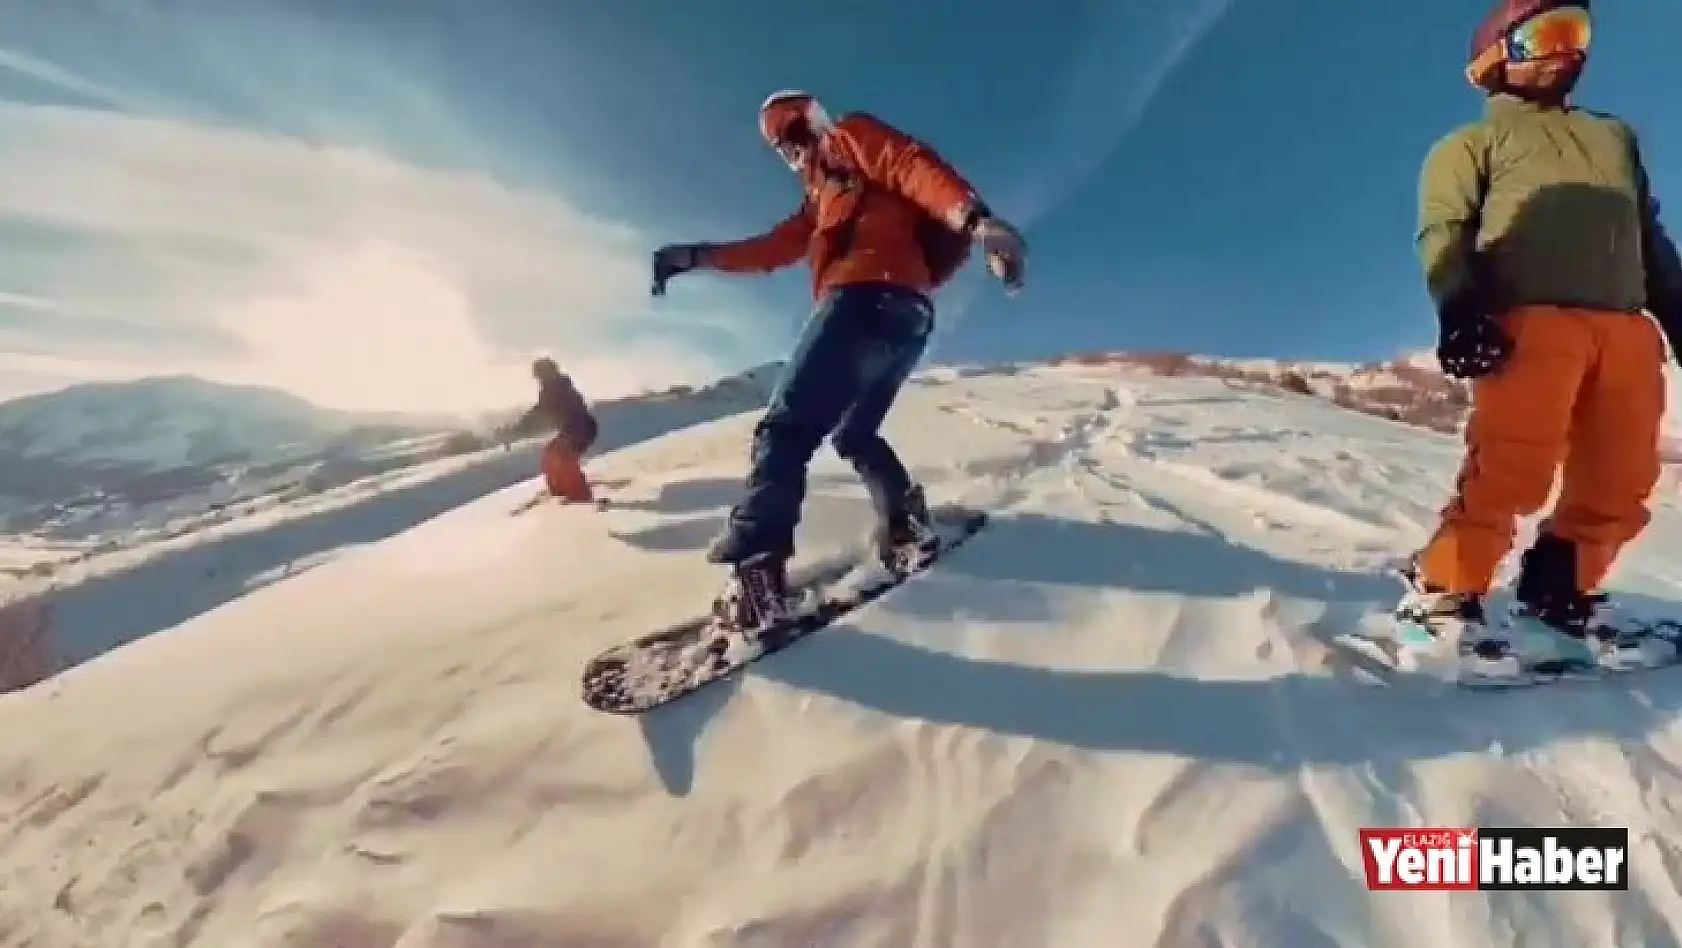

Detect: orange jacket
705,112,980,299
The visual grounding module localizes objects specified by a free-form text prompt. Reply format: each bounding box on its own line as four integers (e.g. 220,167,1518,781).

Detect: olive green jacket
1417,93,1682,343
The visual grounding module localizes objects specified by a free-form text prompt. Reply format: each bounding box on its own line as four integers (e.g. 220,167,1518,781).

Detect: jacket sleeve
1416,125,1488,318
508,403,547,438
1631,133,1682,351
704,203,816,274
831,113,981,228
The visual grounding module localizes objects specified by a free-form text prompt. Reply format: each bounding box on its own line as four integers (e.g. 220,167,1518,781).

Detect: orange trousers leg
1418,307,1667,594
1538,314,1667,591
1416,308,1587,593
541,437,593,503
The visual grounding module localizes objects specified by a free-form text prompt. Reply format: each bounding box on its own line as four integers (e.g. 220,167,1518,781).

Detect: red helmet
758,90,832,168
1466,0,1591,89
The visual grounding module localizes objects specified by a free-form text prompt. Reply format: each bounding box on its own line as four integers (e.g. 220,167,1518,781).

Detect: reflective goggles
1505,5,1591,62
1467,5,1591,85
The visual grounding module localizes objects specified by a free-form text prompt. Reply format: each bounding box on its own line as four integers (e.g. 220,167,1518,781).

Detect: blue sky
0,0,1679,413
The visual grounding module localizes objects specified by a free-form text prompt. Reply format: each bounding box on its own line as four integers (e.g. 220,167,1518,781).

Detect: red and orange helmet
1466,0,1591,90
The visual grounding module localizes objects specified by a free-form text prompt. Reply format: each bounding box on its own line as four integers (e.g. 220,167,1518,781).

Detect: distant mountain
0,376,428,466
0,376,460,539
0,365,788,546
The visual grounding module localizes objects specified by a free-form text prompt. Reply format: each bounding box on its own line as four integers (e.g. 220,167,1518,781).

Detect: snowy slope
0,362,782,680
4,363,1682,947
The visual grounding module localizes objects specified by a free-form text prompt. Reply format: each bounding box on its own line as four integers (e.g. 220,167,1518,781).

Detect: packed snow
3,361,1682,947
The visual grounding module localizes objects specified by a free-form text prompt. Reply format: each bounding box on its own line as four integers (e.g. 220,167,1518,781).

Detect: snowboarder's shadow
605,469,943,521
610,476,743,516
612,516,728,553
612,490,880,554
637,671,743,796
751,607,1682,773
749,510,1682,772
872,511,1403,627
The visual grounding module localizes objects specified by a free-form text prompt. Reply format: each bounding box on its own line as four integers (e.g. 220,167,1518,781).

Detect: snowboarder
515,357,599,503
649,90,1027,635
1400,0,1682,680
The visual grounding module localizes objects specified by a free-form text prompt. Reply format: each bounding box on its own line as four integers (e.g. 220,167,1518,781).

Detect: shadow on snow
636,509,1682,793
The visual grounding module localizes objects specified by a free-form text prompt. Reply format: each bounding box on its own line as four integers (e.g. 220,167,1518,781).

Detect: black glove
651,244,711,296
1435,293,1512,380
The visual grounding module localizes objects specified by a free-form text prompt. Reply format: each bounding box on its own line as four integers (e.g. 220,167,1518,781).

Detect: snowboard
509,492,612,516
1382,575,1682,690
580,505,989,714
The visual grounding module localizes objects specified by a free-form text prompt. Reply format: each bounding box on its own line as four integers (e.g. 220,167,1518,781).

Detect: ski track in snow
3,363,1682,947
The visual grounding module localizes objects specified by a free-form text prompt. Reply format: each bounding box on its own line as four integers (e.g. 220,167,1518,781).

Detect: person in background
515,356,599,503
1398,0,1682,682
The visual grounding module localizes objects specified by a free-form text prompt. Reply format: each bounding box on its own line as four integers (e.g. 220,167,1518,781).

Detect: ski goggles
1468,5,1591,83
769,125,813,169
766,113,821,170
760,95,833,171
1507,5,1591,61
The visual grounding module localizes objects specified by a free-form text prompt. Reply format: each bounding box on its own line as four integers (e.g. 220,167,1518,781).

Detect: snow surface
4,362,1682,947
1,438,553,667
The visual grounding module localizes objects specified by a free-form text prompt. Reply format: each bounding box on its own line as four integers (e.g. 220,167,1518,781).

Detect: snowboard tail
581,505,988,714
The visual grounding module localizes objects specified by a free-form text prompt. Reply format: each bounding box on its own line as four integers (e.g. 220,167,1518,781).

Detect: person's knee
1457,441,1561,520
1508,472,1557,518
1554,443,1662,535
752,414,827,464
829,426,884,461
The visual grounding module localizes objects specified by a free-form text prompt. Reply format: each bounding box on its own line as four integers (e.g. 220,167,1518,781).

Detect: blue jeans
710,282,935,563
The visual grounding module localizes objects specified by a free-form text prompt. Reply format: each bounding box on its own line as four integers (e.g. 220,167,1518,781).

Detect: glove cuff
952,201,992,237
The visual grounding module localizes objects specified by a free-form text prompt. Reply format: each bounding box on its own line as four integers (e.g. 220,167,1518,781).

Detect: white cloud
0,99,781,415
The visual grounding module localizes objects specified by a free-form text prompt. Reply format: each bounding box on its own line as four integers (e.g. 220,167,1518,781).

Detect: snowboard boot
872,484,940,580
1511,534,1614,672
1394,558,1522,683
707,551,798,640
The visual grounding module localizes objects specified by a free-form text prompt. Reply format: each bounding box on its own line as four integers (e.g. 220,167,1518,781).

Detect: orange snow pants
1417,305,1668,595
540,435,593,503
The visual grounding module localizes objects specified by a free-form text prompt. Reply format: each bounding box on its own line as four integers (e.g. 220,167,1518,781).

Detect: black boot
873,484,939,578
1514,534,1611,641
709,551,794,636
